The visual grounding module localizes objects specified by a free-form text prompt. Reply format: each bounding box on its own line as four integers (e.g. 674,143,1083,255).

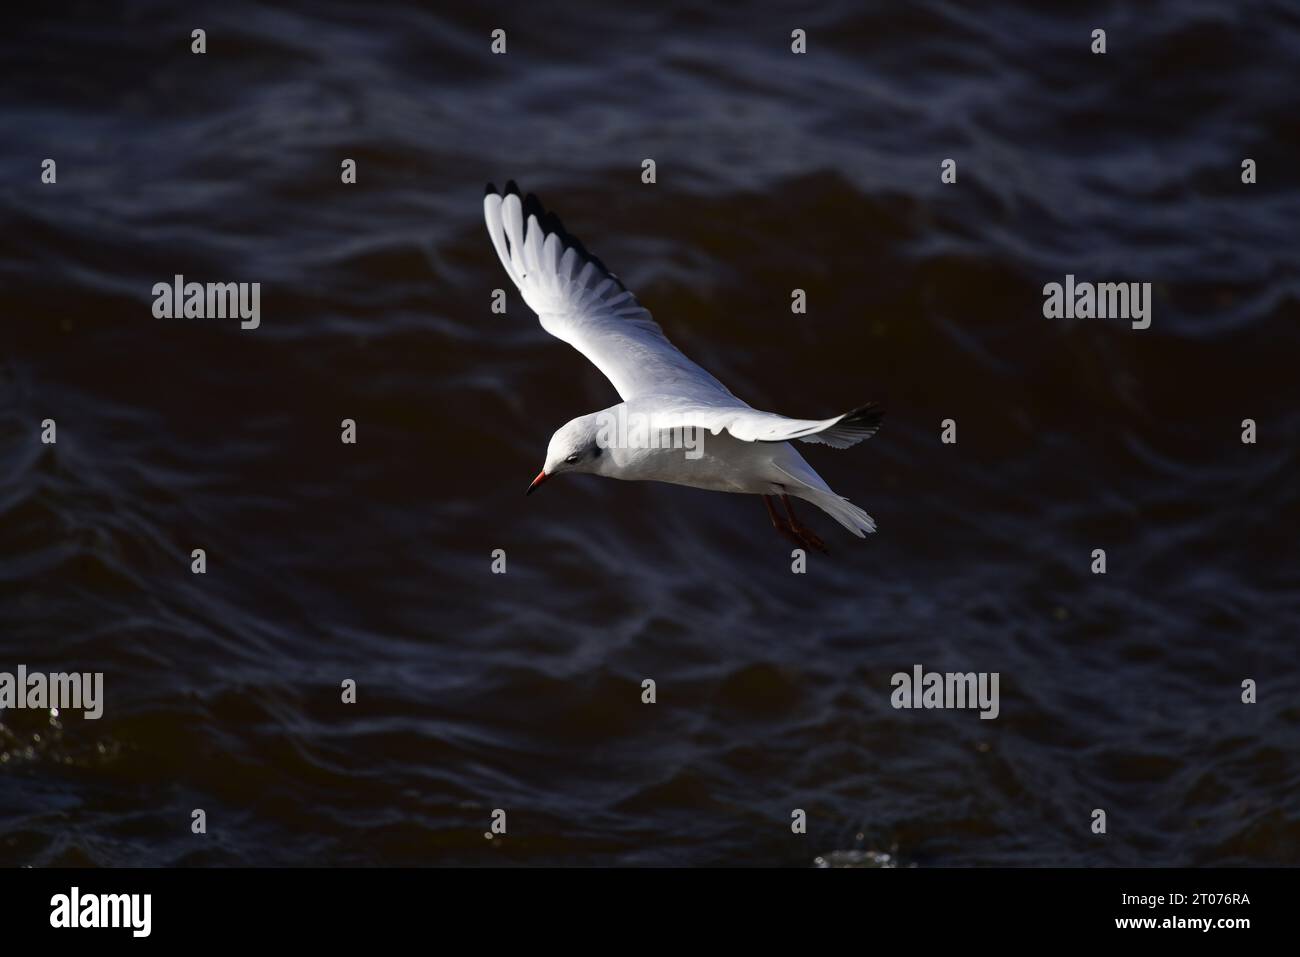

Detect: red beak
525,470,548,496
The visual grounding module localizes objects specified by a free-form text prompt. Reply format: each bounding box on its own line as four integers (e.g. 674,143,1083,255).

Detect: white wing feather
484,183,734,404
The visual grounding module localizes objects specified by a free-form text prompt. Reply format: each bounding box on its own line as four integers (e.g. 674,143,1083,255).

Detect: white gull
484,181,884,551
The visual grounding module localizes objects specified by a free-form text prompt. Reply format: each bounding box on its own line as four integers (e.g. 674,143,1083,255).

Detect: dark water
2,0,1298,866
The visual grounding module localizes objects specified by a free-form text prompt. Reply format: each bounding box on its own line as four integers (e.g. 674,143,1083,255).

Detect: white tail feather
799,490,877,537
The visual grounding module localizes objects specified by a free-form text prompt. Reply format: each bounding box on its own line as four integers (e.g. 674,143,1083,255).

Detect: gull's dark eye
565,453,580,464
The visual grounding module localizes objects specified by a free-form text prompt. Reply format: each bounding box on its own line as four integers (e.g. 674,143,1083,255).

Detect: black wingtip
843,401,886,433
522,191,545,222
484,179,628,292
484,182,497,196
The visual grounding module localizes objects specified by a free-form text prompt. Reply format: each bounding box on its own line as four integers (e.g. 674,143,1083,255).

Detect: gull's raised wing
484,182,736,404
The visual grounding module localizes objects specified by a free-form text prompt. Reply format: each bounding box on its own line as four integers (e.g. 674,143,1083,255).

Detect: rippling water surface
1,1,1298,866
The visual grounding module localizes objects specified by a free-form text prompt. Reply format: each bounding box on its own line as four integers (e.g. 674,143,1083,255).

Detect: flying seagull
483,181,883,552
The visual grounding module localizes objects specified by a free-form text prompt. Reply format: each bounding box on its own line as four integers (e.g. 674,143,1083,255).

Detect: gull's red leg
764,495,803,547
781,493,828,554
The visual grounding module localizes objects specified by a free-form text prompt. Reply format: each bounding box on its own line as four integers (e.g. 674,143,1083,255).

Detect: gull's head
527,413,605,495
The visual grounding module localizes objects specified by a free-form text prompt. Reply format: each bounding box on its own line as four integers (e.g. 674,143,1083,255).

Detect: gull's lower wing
483,182,736,404
638,399,885,449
